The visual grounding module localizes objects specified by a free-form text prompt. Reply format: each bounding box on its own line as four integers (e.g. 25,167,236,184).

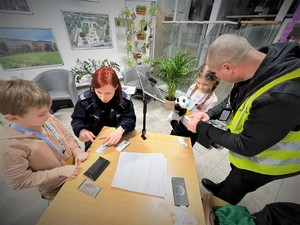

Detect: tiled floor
1,93,299,225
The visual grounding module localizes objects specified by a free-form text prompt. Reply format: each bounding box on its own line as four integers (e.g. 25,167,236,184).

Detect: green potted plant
133,41,140,58
118,6,133,26
126,41,133,53
151,50,197,105
71,58,120,83
136,18,147,40
136,5,147,15
148,4,158,17
148,33,154,42
118,6,135,38
141,43,148,54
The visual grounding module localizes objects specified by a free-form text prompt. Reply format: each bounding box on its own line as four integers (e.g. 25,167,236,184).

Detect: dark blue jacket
71,90,136,139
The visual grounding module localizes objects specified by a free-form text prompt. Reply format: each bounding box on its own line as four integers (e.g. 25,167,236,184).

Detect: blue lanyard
190,92,207,112
10,122,66,157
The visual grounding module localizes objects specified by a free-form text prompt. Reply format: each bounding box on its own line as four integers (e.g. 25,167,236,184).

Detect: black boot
201,178,220,194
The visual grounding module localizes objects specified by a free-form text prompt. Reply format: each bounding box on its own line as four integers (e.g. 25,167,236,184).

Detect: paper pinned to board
112,152,167,197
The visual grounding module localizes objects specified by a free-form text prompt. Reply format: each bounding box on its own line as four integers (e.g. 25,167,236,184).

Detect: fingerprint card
78,179,102,198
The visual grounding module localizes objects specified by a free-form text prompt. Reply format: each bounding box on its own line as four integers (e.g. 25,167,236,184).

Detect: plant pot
163,97,175,110
133,53,142,59
136,34,145,40
136,9,146,15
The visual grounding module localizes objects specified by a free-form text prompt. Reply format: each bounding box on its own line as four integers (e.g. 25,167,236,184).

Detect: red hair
90,66,123,104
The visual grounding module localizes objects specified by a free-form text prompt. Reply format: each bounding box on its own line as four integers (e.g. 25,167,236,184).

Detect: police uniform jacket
71,90,136,138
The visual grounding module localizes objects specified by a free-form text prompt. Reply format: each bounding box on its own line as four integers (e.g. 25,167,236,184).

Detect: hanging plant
148,33,154,42
136,5,147,15
136,18,147,40
141,43,147,54
126,41,133,53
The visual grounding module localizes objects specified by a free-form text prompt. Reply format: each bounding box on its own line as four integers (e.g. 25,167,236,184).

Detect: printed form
112,152,167,197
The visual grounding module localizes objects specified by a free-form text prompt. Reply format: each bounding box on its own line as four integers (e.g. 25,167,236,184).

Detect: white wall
0,0,126,80
158,0,175,16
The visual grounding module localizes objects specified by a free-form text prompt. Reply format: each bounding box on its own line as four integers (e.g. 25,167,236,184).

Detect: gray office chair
32,69,78,112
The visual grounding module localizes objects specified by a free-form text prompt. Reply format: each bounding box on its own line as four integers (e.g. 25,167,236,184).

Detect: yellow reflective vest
227,69,300,175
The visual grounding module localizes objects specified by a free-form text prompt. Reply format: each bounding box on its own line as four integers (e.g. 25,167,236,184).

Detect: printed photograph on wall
0,0,33,14
61,10,112,49
0,28,63,70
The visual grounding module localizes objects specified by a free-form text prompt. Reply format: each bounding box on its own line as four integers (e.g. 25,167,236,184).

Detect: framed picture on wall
61,10,113,49
0,0,33,14
0,27,64,70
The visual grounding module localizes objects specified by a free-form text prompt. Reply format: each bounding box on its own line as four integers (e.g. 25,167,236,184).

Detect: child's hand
79,129,96,143
58,164,81,178
75,152,88,164
104,126,124,146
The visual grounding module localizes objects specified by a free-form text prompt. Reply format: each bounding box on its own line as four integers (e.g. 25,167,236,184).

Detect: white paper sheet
112,152,167,197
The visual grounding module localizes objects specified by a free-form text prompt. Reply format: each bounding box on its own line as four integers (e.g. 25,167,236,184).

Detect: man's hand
104,126,124,146
186,112,210,132
79,129,96,143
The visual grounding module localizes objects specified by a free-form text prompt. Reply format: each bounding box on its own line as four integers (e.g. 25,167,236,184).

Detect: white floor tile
238,193,265,214
196,145,228,167
205,166,228,186
216,155,231,174
276,175,300,203
192,149,215,181
252,179,283,204
198,166,227,199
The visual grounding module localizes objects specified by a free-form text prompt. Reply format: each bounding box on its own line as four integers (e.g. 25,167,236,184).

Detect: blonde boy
0,79,88,200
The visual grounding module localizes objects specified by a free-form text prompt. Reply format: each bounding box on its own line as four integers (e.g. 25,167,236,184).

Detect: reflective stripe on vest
227,69,300,175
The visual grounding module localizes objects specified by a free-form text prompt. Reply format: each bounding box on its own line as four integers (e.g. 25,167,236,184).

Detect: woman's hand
104,126,124,146
79,129,96,143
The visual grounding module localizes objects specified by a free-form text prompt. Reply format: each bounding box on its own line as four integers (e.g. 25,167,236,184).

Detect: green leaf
151,50,197,100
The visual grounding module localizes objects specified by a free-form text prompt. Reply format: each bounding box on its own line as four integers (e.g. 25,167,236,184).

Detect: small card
96,143,109,153
177,137,188,147
116,140,130,152
78,179,101,198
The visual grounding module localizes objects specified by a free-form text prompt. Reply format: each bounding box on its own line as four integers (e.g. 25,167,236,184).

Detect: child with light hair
170,64,220,146
0,79,88,200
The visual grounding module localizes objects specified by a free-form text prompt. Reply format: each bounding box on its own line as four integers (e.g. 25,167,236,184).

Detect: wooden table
37,127,205,225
